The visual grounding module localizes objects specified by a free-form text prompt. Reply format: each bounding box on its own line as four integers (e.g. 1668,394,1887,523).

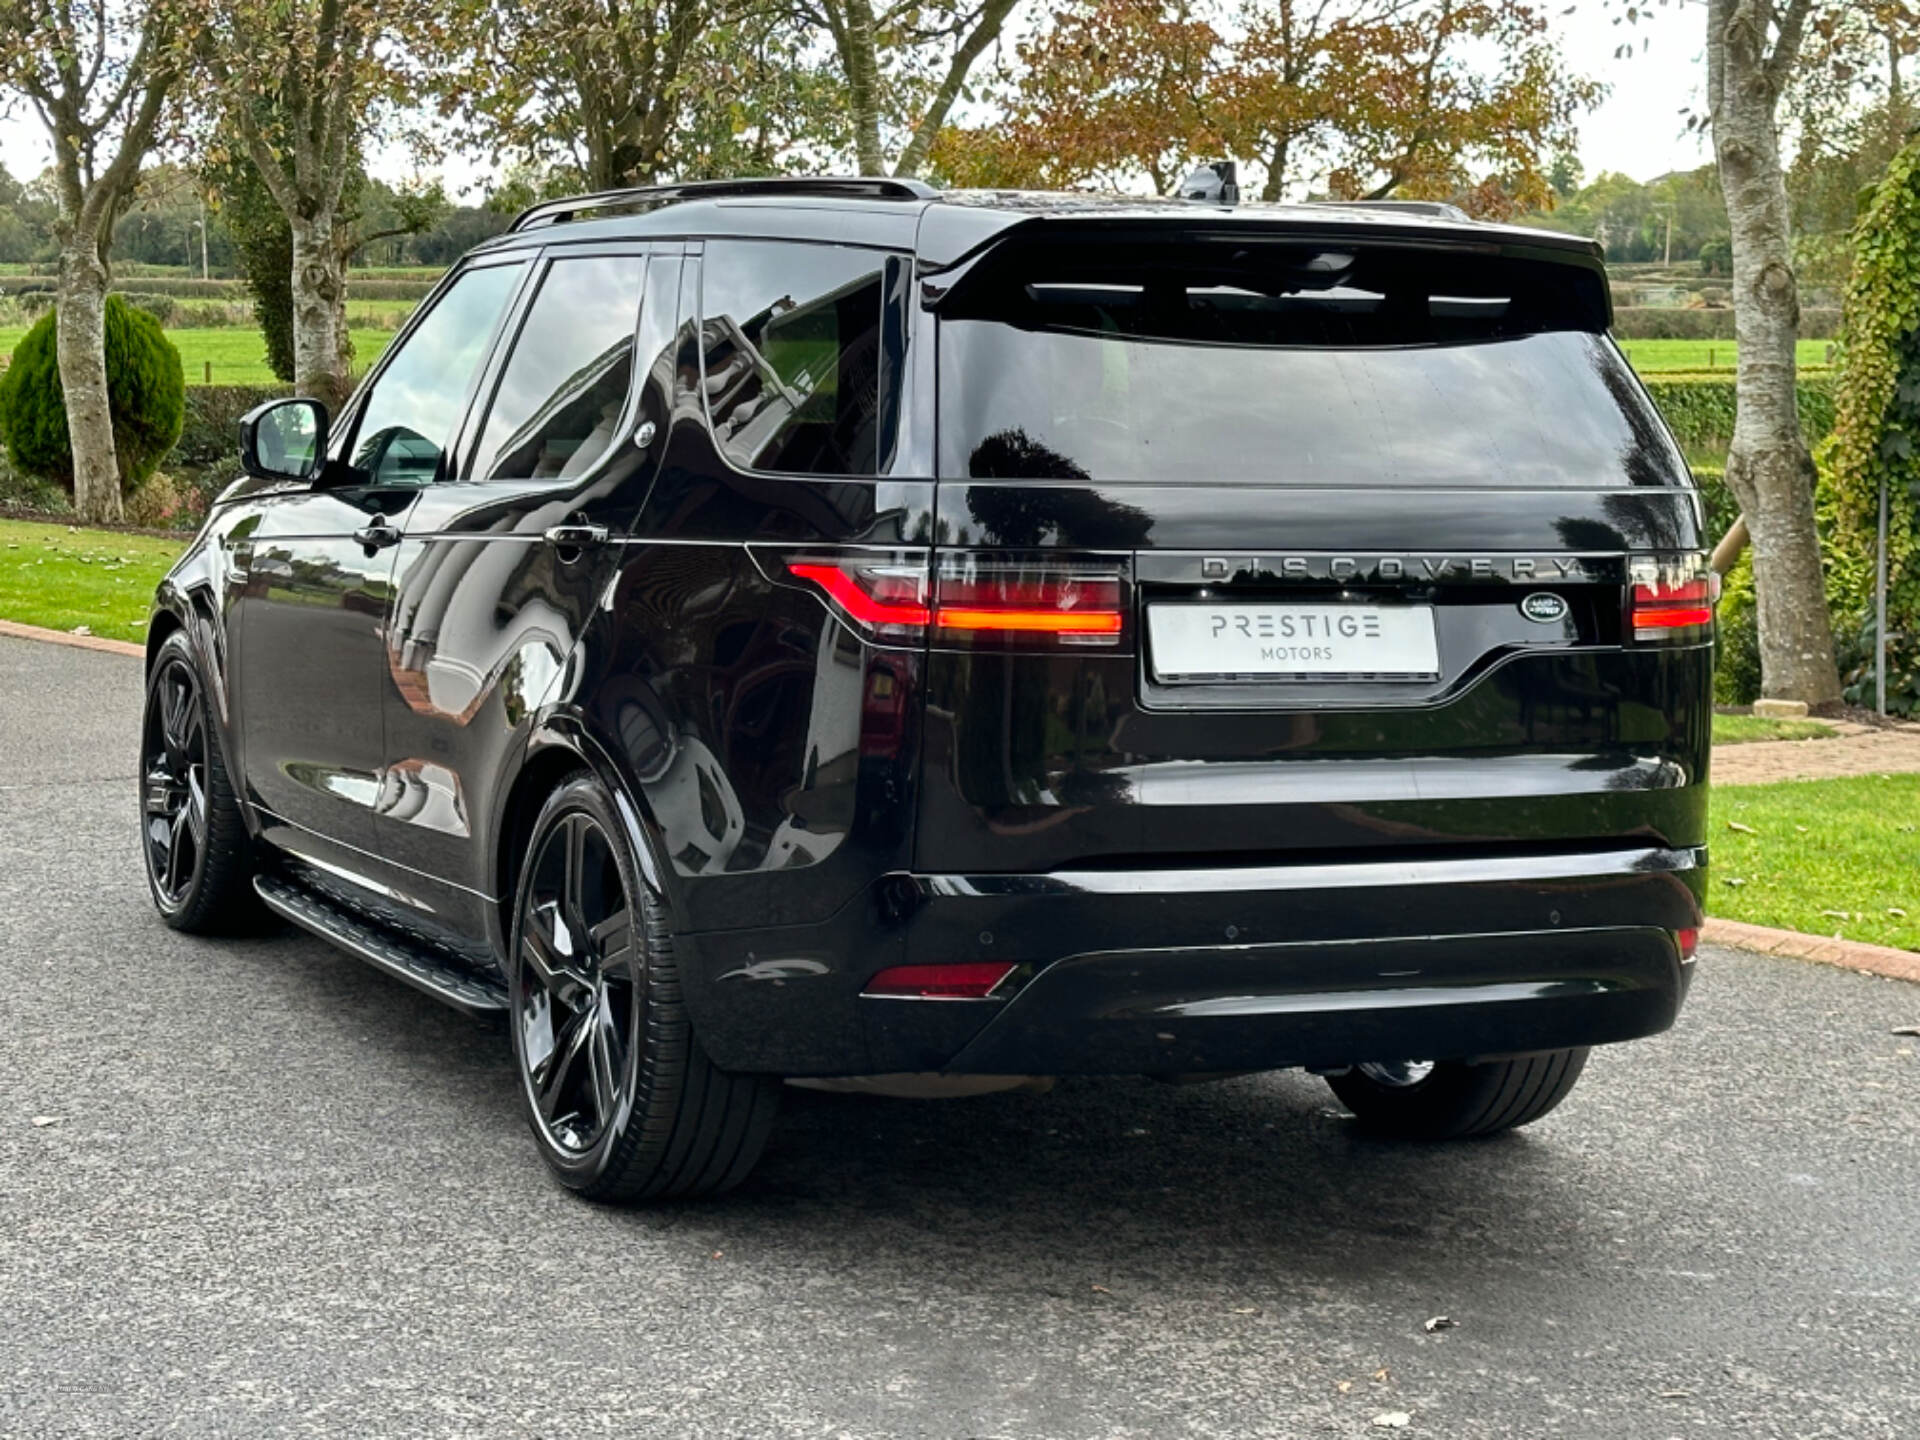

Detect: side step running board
254,874,509,1015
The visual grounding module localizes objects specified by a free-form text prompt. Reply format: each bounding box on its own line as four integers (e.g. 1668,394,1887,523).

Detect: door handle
353,522,402,554
543,523,609,554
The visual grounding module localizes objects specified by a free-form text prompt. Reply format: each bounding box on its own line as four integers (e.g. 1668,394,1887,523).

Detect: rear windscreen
934,237,1687,489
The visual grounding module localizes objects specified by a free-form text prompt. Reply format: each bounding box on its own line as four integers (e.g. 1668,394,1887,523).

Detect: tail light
779,553,1131,651
1675,927,1700,962
933,555,1127,649
784,558,929,642
864,961,1016,999
1630,554,1715,644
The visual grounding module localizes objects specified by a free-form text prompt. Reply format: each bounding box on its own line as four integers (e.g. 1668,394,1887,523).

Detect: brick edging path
1704,918,1920,984
2,619,1915,982
0,618,144,658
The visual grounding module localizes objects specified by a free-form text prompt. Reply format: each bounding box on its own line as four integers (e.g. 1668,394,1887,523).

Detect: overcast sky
0,4,1713,199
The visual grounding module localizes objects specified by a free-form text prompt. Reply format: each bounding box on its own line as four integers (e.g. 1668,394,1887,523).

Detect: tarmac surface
3,635,1917,1438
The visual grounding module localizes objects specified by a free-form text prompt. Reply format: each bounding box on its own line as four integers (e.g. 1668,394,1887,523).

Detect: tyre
1324,1049,1589,1140
507,774,779,1202
141,631,257,932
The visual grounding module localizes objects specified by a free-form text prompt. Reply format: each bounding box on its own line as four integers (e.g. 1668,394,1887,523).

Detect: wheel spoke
562,814,590,939
587,1005,622,1123
161,673,192,764
183,770,208,846
590,908,635,979
164,810,188,894
536,1009,594,1120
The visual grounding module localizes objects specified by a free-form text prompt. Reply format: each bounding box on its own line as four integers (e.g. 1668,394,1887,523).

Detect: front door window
349,262,525,486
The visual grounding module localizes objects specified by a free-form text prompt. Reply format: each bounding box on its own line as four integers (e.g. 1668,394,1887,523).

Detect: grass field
1711,714,1839,745
0,325,395,386
1616,338,1836,374
1711,774,1920,952
0,518,182,640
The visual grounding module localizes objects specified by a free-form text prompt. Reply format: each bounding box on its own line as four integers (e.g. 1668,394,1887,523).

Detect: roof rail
1309,199,1473,222
509,176,941,233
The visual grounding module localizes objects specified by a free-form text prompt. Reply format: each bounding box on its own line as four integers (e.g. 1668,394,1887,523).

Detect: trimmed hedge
2,275,437,302
172,383,289,468
1643,373,1838,464
1613,306,1842,340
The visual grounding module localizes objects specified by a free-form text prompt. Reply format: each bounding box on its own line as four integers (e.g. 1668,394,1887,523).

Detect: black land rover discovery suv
143,178,1711,1201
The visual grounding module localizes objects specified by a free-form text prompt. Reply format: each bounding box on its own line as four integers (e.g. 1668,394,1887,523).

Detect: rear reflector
1675,927,1699,962
864,962,1016,999
1630,555,1714,643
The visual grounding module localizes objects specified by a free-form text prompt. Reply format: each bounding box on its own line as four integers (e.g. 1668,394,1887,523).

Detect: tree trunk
839,0,888,175
892,0,1021,177
55,242,124,524
1261,135,1292,202
289,216,351,413
1710,3,1842,706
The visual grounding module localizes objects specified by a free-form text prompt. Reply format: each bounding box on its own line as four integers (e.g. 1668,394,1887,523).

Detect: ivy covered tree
194,1,444,411
208,157,297,384
1827,133,1920,713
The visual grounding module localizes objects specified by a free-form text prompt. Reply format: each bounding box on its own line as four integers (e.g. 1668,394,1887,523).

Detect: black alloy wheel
143,654,209,911
508,775,779,1202
515,809,639,1157
140,632,256,932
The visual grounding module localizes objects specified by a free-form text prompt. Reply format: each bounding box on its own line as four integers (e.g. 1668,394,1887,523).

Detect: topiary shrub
0,295,186,496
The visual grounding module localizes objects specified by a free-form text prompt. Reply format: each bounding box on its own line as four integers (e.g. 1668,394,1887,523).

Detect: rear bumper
679,845,1706,1076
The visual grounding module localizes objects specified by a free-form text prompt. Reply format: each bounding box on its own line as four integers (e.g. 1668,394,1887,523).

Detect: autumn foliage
932,0,1599,218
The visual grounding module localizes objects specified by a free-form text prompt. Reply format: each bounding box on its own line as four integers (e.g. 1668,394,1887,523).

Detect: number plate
1148,603,1441,680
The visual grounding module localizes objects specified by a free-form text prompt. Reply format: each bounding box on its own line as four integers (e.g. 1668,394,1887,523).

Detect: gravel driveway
3,635,1917,1439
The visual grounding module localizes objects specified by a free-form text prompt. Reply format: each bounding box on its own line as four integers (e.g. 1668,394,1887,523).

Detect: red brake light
1631,556,1714,642
1675,927,1700,961
864,962,1016,999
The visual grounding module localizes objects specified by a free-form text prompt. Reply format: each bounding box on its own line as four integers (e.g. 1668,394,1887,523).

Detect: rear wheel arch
493,725,679,960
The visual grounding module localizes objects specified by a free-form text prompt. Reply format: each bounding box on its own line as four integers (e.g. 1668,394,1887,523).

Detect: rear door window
699,240,889,476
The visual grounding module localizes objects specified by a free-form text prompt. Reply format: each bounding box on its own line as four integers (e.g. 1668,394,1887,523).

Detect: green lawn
0,518,184,640
1712,774,1920,952
1616,338,1836,374
1711,713,1839,745
0,326,395,386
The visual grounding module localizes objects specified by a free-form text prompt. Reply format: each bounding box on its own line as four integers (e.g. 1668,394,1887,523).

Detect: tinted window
350,262,523,485
939,326,1687,489
700,241,887,476
472,254,645,481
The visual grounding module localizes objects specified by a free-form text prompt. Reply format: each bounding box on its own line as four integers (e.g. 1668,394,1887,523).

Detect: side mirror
239,397,329,483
